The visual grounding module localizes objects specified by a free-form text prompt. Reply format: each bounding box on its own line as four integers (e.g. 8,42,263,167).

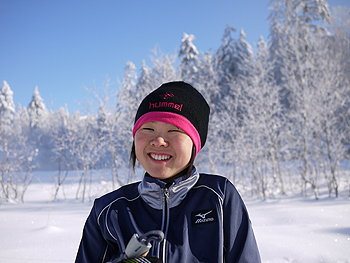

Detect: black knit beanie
132,81,210,156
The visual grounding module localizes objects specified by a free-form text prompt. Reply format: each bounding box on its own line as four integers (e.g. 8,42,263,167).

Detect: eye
168,128,183,133
141,127,154,131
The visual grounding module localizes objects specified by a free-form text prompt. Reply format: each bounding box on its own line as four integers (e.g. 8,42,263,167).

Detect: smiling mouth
149,153,172,161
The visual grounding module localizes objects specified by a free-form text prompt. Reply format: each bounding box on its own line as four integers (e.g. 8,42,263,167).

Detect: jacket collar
138,167,200,209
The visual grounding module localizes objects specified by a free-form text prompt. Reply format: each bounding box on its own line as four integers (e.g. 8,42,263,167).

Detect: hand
138,251,149,257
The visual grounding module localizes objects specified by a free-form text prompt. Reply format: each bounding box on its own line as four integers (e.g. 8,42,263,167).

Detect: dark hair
130,142,196,180
130,141,137,171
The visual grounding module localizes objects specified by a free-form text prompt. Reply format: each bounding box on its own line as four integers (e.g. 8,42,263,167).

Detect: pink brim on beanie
132,111,201,157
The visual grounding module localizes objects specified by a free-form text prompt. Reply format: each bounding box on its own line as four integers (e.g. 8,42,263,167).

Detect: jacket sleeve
75,201,113,263
223,180,261,263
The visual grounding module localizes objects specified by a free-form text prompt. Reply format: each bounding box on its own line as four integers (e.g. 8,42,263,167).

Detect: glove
119,256,163,263
109,230,165,263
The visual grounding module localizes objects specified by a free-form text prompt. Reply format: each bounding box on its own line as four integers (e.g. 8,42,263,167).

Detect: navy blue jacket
75,168,261,263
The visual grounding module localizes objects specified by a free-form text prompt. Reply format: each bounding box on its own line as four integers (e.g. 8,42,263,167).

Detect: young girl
75,81,261,263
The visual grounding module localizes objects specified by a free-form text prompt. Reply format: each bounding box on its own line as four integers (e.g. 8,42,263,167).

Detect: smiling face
134,121,193,181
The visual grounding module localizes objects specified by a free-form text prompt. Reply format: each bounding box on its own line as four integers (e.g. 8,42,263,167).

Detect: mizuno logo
191,209,217,226
195,210,212,219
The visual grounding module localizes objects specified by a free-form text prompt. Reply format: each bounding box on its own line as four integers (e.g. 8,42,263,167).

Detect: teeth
150,153,171,161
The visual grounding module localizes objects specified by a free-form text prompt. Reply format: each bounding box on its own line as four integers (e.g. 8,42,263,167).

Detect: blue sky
1,0,349,112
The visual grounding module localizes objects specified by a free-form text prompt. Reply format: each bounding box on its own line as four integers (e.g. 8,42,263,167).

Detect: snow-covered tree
26,86,53,170
192,51,221,173
94,79,124,188
268,0,333,198
0,81,16,121
150,54,178,86
0,81,15,108
268,0,331,92
28,86,48,129
235,28,254,77
74,113,103,202
136,51,177,103
307,24,350,197
161,55,177,83
215,24,237,87
16,104,29,129
50,105,77,200
328,6,350,87
178,33,200,83
118,61,138,117
329,7,350,161
215,26,253,90
222,35,286,198
115,62,140,182
0,81,16,200
0,82,38,202
135,60,154,101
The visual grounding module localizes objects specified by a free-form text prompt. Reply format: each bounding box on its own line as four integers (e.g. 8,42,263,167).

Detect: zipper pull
164,187,170,204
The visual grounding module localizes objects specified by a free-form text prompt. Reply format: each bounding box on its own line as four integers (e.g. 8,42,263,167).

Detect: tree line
1,0,349,202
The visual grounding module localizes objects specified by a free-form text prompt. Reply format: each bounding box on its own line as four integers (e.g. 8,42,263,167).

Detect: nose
150,135,168,148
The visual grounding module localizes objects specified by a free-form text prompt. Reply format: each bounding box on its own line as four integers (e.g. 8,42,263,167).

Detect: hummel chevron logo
191,209,217,226
159,92,174,99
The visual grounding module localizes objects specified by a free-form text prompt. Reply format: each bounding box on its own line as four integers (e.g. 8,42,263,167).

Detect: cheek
178,137,194,161
134,142,141,158
134,135,147,158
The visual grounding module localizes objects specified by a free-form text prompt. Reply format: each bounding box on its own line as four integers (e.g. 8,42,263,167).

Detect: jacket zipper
160,186,170,262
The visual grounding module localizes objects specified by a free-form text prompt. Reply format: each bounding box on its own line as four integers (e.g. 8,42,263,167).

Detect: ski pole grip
125,234,152,258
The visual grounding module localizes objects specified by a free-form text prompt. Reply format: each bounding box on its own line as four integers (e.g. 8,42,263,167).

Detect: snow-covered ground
1,171,349,263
